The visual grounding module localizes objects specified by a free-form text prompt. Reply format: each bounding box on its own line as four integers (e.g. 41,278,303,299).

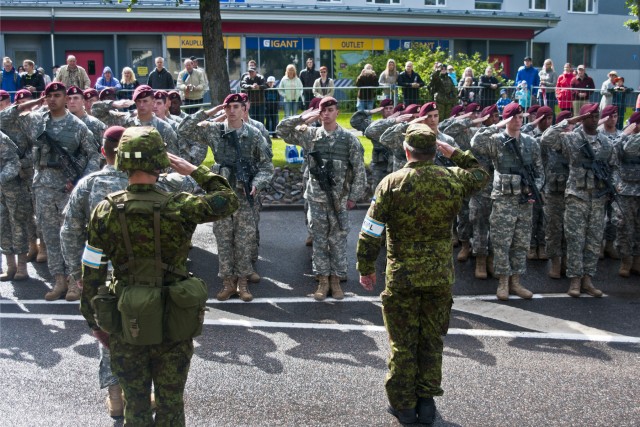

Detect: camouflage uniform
172,113,208,166
468,127,496,258
277,115,367,278
356,143,489,411
600,128,623,248
613,133,640,258
521,126,546,253
471,126,544,276
429,70,457,120
179,111,274,279
353,111,392,190
541,121,616,278
0,131,27,254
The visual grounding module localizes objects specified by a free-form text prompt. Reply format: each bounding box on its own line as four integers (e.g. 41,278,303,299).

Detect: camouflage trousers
0,179,34,254
469,195,492,255
490,196,532,276
613,195,640,257
564,195,606,278
436,102,455,123
110,336,193,426
307,200,349,277
603,198,617,242
381,285,453,410
543,193,566,258
370,148,392,192
212,198,256,278
251,198,262,264
456,197,472,242
530,201,546,247
98,344,118,389
34,186,69,275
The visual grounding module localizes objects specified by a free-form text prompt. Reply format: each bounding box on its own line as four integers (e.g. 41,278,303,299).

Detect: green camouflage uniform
356,143,489,410
429,70,457,120
541,121,616,278
613,133,640,257
81,165,239,426
277,115,367,277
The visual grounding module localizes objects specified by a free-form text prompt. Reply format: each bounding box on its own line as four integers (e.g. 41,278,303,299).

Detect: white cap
267,76,276,83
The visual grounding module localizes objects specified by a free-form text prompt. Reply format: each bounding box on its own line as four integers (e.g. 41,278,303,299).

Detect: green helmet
115,126,170,173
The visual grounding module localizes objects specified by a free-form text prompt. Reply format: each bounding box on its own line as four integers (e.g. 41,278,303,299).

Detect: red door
489,55,511,80
66,50,104,87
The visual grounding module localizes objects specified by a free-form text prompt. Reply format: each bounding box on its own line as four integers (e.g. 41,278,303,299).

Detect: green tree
625,0,640,32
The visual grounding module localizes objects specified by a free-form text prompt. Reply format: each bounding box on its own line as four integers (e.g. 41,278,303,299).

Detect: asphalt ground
1,208,639,426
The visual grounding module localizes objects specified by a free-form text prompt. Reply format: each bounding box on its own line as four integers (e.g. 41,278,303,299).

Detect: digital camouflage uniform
0,131,26,254
353,111,392,190
81,131,239,426
468,126,496,258
613,133,640,259
179,111,274,280
521,126,546,252
471,126,544,276
541,121,616,278
277,115,367,278
356,139,489,411
600,128,623,247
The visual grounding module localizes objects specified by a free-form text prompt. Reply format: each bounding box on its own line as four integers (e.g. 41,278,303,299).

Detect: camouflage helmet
115,126,170,173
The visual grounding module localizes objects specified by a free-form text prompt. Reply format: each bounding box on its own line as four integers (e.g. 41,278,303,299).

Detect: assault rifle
579,139,618,200
503,136,544,205
308,150,346,230
40,132,84,186
222,129,256,207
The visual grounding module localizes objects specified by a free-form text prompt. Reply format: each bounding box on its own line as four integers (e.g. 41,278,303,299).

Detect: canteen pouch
165,276,208,342
118,285,164,345
547,174,567,193
91,285,122,335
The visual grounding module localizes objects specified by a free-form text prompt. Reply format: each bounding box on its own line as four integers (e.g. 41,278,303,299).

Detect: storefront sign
166,36,241,50
389,39,449,51
319,38,384,51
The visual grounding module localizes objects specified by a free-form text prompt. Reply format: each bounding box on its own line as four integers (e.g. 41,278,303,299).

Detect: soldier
437,104,464,133
429,62,458,120
83,88,99,116
375,104,421,172
613,112,640,277
356,124,489,425
598,104,622,260
66,85,107,161
80,126,238,425
277,96,367,300
179,93,274,301
7,82,100,300
541,103,616,297
168,90,187,120
471,103,544,300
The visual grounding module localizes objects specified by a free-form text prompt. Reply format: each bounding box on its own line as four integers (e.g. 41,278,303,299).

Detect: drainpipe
50,8,56,68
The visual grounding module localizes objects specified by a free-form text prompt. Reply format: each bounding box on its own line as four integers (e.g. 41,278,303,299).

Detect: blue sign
389,39,449,52
246,37,315,50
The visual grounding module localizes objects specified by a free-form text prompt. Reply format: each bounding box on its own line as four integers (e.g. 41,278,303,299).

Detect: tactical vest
35,118,82,168
311,130,352,164
214,126,257,187
619,150,640,183
574,130,612,166
571,131,613,193
545,150,570,193
496,135,533,174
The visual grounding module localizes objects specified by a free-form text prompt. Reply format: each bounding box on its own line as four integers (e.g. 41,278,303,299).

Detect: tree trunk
200,0,230,105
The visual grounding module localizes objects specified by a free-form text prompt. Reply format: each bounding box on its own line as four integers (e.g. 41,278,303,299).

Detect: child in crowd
458,76,475,106
515,80,531,110
264,76,281,136
496,88,512,116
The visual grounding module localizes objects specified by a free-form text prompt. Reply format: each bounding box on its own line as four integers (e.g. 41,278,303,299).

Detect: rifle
40,132,84,186
308,150,347,231
579,138,618,199
222,129,256,207
503,136,544,205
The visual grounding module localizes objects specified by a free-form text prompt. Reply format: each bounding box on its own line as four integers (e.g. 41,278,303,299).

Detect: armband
361,215,385,238
82,244,105,269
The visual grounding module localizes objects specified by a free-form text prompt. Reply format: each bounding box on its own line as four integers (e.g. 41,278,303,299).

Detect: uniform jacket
0,131,21,186
430,70,457,104
54,65,91,90
613,133,640,197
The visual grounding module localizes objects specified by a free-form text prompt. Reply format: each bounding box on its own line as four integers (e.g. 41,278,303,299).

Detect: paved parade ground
1,208,639,426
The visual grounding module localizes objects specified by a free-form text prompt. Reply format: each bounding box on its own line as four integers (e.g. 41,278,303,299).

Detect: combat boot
329,275,344,300
0,255,16,281
417,397,436,425
13,254,30,281
496,275,509,301
581,276,603,298
548,257,562,279
305,234,313,247
66,278,81,301
567,277,581,298
314,276,330,301
45,274,68,301
603,240,620,260
216,276,237,301
537,245,548,260
631,256,640,275
237,277,253,302
36,241,47,263
527,247,538,260
26,240,38,262
486,255,494,277
509,275,533,299
457,241,471,262
247,272,261,283
619,256,633,278
106,384,124,418
474,255,487,279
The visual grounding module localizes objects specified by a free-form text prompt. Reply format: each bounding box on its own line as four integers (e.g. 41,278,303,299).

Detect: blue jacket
515,65,540,97
1,67,22,101
95,66,122,91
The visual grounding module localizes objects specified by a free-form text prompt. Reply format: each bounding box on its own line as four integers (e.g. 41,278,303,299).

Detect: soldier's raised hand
396,113,414,123
496,115,513,128
301,109,320,122
112,100,134,109
168,152,197,176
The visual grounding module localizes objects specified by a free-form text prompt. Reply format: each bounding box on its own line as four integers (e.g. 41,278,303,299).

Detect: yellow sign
137,66,149,77
320,38,384,51
166,36,240,50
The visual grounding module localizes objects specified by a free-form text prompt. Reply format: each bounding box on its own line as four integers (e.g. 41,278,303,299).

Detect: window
366,0,400,3
317,0,341,2
532,43,549,67
529,0,547,10
568,0,595,13
425,0,446,6
567,43,593,67
475,0,502,10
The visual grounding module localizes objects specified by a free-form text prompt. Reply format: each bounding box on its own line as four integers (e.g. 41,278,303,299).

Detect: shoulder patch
361,215,385,238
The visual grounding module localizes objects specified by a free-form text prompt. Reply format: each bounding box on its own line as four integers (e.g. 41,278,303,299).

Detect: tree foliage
624,0,639,32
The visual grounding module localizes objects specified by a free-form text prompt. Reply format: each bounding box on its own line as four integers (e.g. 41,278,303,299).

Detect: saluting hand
301,109,320,122
496,115,513,128
168,153,197,176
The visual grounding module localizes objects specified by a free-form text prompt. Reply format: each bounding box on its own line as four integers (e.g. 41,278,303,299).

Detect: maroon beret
556,110,573,123
0,90,9,101
464,102,481,113
103,126,126,143
579,103,599,116
309,97,322,110
450,105,464,117
99,88,117,101
132,85,154,101
223,93,244,104
536,106,554,118
481,104,497,117
14,89,33,102
239,92,249,103
600,104,618,119
502,102,523,119
419,102,437,117
318,96,338,110
392,103,405,114
403,104,420,115
167,90,181,100
380,98,393,108
44,82,66,96
153,90,168,100
628,111,640,125
83,88,99,100
66,86,83,96
527,104,541,115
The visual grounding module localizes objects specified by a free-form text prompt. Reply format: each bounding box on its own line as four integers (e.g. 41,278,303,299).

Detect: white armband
82,244,106,269
361,215,385,238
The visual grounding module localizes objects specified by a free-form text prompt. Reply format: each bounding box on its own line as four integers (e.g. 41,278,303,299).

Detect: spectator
598,70,618,110
241,65,266,124
54,55,91,89
17,65,25,75
515,80,532,110
636,87,640,112
458,76,476,106
515,56,540,98
20,59,45,97
556,63,574,111
299,58,320,109
264,76,280,136
1,57,22,101
397,61,424,105
496,88,512,116
378,59,398,100
38,67,51,85
355,64,379,112
118,66,140,104
538,58,557,108
447,65,458,86
612,77,633,129
190,55,209,93
240,59,257,81
478,66,500,106
146,56,174,90
570,64,595,116
52,65,60,80
278,64,303,117
95,66,122,92
176,58,206,114
458,67,477,88
313,66,334,98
